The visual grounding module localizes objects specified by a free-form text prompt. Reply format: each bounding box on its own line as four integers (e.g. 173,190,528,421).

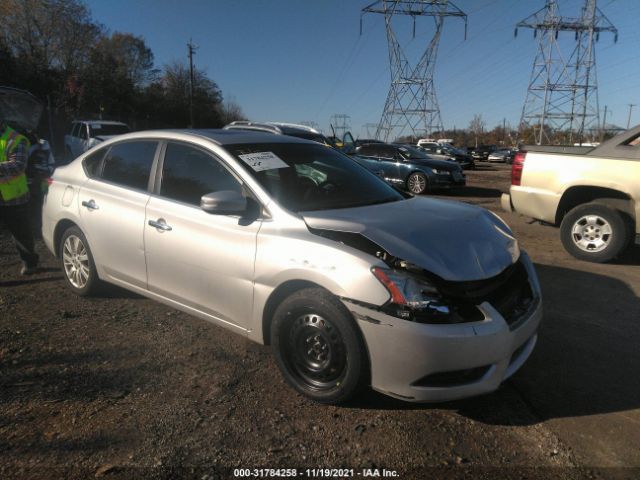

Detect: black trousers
0,202,39,268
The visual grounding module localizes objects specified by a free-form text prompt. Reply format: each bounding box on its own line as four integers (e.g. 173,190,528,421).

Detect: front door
144,142,261,330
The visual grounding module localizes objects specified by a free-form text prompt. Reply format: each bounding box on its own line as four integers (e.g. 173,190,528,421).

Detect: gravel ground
1,163,639,479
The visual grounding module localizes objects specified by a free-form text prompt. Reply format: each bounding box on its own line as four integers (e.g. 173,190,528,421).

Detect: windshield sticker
238,152,289,172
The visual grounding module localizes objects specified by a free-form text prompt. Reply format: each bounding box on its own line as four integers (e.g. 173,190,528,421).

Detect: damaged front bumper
344,253,542,403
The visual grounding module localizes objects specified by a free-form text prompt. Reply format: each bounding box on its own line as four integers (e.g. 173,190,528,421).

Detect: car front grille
435,259,537,329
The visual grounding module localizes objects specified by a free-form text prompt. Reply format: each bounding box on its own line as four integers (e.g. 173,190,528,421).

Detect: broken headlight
372,267,454,324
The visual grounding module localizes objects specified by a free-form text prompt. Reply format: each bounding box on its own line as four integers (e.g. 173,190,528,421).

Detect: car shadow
0,275,63,287
348,263,640,426
610,244,640,266
446,186,503,198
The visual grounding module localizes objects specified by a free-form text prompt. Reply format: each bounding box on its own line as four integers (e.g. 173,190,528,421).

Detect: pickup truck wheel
407,172,428,195
560,203,630,263
59,226,102,296
271,288,368,404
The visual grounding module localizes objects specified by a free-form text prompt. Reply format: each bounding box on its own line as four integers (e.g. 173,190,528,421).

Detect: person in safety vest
0,120,39,275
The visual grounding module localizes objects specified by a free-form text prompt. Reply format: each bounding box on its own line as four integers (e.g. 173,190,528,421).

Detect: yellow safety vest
0,126,31,201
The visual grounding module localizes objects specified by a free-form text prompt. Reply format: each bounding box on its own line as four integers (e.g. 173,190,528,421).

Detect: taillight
46,177,54,186
511,151,527,186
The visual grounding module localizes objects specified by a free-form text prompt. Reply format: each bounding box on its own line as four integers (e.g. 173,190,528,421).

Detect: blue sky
86,0,639,138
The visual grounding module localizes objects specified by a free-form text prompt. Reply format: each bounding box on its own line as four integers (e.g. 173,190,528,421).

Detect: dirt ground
1,163,639,480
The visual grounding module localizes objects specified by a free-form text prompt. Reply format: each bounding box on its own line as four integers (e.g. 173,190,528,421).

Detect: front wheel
59,226,102,296
560,203,630,263
407,172,428,195
271,288,368,404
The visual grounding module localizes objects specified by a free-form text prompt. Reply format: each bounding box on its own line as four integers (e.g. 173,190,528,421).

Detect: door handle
81,199,99,210
148,218,172,232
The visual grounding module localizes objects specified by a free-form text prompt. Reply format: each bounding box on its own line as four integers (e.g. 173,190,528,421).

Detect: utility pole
627,103,636,129
187,39,198,128
600,104,608,141
361,1,467,142
516,0,617,145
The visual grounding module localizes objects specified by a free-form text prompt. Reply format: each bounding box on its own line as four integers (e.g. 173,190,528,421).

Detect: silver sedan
42,130,542,404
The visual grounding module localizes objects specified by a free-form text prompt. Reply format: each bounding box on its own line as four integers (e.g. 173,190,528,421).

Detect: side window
70,123,79,137
380,146,396,160
101,141,157,190
160,142,243,206
79,124,88,140
83,148,107,178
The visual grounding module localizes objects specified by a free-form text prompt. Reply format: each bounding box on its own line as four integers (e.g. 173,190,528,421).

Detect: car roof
104,128,313,146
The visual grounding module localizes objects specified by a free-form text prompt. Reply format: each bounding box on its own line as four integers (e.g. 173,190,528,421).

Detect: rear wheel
560,203,630,263
271,288,368,404
407,172,428,195
59,226,102,296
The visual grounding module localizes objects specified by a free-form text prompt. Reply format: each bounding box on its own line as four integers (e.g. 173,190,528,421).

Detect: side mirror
200,190,247,215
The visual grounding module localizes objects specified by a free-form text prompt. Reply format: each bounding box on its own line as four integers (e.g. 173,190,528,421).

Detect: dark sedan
417,143,475,170
354,143,466,195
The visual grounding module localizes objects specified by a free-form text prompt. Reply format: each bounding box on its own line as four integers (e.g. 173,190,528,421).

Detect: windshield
226,143,404,212
89,123,130,137
397,145,430,160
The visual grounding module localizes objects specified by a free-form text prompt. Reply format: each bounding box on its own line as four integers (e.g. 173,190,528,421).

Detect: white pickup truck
64,120,129,161
502,125,640,263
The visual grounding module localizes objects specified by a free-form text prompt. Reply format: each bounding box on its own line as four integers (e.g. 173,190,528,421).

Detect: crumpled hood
302,197,519,282
0,87,43,131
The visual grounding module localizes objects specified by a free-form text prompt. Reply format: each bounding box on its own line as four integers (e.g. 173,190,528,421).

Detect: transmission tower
330,114,352,138
361,1,467,142
516,0,617,145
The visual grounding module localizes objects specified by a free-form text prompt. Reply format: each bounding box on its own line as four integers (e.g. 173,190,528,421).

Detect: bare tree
469,114,485,148
219,98,247,125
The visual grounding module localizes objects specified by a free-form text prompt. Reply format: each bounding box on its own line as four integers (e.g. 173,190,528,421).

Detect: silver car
42,130,542,404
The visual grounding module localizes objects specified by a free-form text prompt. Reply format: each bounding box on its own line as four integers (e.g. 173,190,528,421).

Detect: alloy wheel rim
62,235,90,288
571,215,612,252
286,313,346,391
408,174,426,194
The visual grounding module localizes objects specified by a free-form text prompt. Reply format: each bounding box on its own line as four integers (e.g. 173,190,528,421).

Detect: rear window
89,123,130,137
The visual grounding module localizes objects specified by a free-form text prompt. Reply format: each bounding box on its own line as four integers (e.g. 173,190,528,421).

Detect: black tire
407,172,428,195
271,288,368,404
560,202,630,263
59,226,102,296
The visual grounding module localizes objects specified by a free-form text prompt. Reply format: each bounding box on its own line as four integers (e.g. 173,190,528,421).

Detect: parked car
42,129,541,404
64,120,130,161
487,149,515,163
224,121,332,145
355,143,465,194
502,125,640,263
471,145,497,161
417,142,475,170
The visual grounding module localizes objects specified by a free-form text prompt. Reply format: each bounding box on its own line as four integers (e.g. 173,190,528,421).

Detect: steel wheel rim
285,313,347,391
408,174,426,194
62,235,90,288
571,215,612,252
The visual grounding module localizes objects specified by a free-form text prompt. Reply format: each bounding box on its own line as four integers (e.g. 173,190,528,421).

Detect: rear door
144,141,261,330
79,140,159,288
